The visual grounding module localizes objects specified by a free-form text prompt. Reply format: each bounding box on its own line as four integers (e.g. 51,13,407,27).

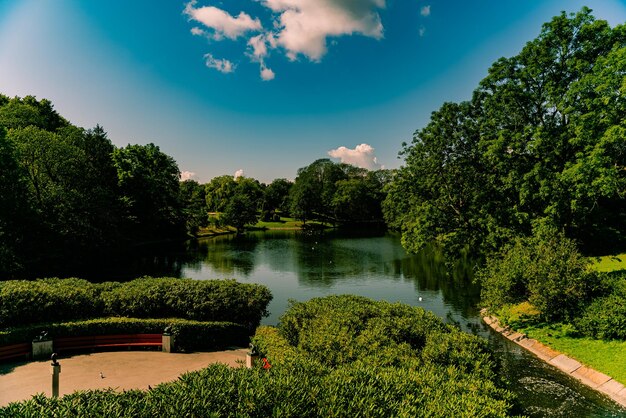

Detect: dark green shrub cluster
101,278,271,326
0,317,248,352
0,296,517,417
0,278,101,327
575,277,626,340
479,231,596,321
0,277,271,328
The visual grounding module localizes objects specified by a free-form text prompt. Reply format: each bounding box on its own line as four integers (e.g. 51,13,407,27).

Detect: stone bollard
32,331,53,360
162,327,174,353
50,353,61,398
246,343,259,368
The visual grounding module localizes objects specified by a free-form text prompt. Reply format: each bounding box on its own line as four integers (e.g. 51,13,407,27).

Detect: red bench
54,334,162,354
0,342,31,362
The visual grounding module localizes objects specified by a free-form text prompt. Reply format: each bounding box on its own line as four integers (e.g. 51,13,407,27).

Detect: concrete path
0,348,247,406
482,312,626,408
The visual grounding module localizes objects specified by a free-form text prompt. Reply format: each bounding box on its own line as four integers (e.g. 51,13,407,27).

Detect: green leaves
386,8,626,256
0,277,272,329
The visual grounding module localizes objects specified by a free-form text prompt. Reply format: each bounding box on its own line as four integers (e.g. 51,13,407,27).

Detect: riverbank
482,310,626,408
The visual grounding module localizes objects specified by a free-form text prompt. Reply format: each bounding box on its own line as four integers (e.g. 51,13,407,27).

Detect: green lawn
498,303,626,385
588,252,626,272
254,217,332,229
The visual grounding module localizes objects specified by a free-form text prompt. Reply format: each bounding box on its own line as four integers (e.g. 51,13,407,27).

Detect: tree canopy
0,95,187,277
385,8,626,255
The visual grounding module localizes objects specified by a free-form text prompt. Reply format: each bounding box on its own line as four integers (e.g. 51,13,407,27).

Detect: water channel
105,229,624,417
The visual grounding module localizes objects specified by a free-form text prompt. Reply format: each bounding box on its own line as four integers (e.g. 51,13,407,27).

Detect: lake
107,229,624,417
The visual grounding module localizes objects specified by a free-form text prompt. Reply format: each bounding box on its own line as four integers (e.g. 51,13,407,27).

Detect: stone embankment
481,311,626,408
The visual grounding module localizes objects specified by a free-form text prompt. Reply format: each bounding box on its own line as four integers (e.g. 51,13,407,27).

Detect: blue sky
0,0,625,183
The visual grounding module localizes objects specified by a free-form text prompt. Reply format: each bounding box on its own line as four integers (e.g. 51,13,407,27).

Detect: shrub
101,278,272,327
575,278,626,340
479,231,594,321
0,277,271,328
0,278,101,327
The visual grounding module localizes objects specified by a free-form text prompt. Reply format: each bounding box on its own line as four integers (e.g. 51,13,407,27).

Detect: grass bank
589,252,626,273
496,302,626,385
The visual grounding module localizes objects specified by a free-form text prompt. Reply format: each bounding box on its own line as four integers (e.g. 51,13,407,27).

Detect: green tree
385,8,626,255
0,127,33,274
384,101,495,254
221,177,263,233
263,178,292,217
180,179,208,235
290,158,347,224
112,143,184,241
205,175,237,212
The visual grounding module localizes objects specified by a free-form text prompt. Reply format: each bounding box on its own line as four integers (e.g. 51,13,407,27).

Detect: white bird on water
418,297,423,302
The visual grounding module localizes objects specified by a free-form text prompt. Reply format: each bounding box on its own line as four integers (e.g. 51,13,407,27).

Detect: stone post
50,353,61,398
162,326,174,353
246,343,259,368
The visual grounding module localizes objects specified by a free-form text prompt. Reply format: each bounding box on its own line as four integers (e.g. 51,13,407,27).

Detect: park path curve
0,348,247,406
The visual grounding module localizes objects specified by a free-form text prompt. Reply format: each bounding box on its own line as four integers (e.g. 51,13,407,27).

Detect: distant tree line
383,8,626,257
197,158,391,233
0,95,391,277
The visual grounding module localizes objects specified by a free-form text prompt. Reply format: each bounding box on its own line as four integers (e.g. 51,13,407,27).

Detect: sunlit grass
498,303,626,385
588,252,626,272
254,217,332,229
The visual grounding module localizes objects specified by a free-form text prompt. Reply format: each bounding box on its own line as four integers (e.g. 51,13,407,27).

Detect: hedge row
0,277,272,328
0,296,517,417
0,317,249,353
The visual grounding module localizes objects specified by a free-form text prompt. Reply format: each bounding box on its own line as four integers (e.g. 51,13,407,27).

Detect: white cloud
185,0,387,80
234,169,245,179
190,27,206,36
184,1,262,40
248,34,269,61
180,171,198,181
264,0,386,61
260,66,275,80
328,143,382,170
204,53,236,73
420,5,431,17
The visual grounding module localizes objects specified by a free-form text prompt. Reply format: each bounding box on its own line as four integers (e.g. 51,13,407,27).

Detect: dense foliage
575,275,626,340
479,230,598,321
0,95,190,277
385,8,626,256
480,232,626,340
0,277,271,329
0,296,518,417
290,159,391,225
0,317,248,352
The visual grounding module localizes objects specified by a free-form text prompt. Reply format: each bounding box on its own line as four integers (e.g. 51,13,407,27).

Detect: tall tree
221,177,263,233
205,175,237,212
263,178,292,216
0,127,32,274
385,8,626,255
112,143,184,242
180,179,208,235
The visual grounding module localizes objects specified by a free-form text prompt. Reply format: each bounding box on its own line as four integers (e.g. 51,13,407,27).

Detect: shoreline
481,310,626,408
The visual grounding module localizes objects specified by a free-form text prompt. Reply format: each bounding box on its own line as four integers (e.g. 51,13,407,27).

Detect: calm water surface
121,230,624,417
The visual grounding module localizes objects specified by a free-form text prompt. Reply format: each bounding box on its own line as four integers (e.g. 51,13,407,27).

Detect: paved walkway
0,348,247,406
